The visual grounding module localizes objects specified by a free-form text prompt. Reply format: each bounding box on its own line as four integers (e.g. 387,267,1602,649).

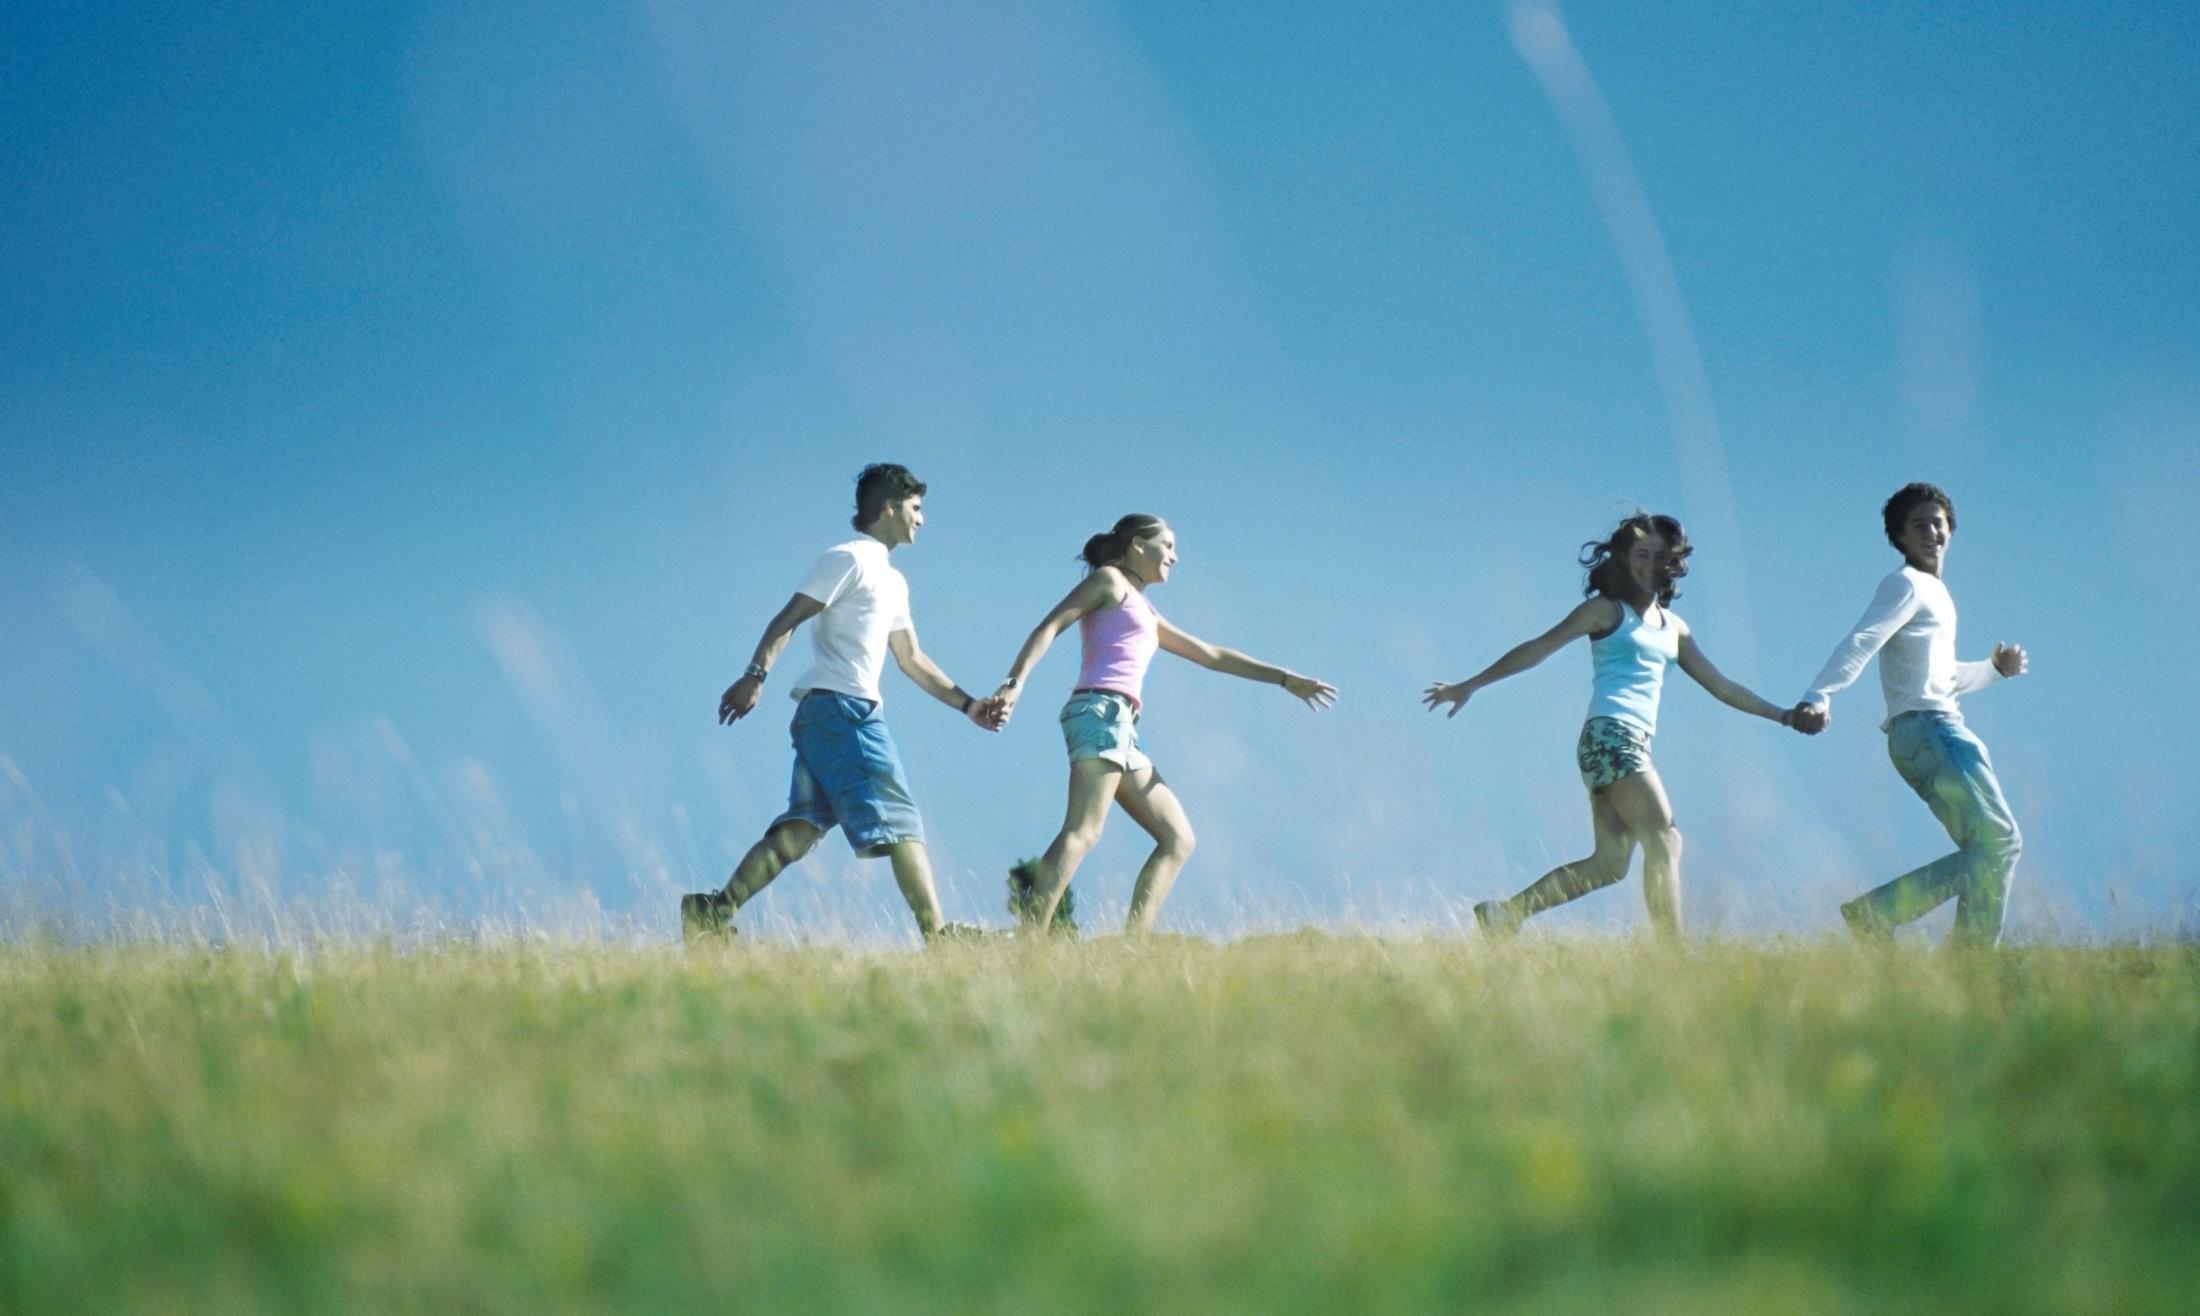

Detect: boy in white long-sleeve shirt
1794,483,2028,946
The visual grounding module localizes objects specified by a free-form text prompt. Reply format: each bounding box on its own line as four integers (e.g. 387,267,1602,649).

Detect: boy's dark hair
853,463,926,531
1580,512,1692,607
1882,482,1956,551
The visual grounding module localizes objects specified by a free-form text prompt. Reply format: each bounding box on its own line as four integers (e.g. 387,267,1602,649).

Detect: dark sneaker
1474,900,1522,938
680,892,735,942
1839,897,1892,944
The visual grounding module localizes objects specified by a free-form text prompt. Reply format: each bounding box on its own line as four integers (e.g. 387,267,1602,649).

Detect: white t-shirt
1802,566,2002,731
786,537,911,704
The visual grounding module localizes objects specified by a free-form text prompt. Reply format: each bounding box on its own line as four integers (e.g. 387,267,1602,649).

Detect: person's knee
1159,823,1196,861
1977,821,2021,869
1578,851,1628,888
1643,826,1683,865
1058,823,1105,860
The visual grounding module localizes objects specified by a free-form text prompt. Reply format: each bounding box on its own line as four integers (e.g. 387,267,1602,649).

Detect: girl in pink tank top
987,515,1338,935
1075,584,1160,705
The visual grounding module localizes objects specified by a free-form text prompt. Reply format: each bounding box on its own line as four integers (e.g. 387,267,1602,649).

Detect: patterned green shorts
1576,716,1653,790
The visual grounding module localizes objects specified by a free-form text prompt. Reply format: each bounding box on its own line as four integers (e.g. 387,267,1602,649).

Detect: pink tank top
1076,587,1161,706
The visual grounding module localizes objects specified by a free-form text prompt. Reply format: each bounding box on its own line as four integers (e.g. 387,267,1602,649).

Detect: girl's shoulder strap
1581,593,1626,641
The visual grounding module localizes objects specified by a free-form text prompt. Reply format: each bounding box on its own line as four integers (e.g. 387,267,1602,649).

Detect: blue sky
3,1,2194,940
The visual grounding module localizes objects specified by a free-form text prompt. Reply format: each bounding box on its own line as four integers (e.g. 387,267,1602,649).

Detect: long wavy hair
1580,512,1691,607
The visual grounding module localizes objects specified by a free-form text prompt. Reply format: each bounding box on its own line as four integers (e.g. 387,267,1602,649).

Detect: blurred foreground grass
2,936,2195,1313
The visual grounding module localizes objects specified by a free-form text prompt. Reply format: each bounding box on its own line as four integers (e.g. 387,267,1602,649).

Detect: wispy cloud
1507,2,1757,667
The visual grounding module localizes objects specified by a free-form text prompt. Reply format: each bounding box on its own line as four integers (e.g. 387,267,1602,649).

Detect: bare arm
990,570,1126,721
889,626,999,730
1676,624,1791,724
1422,598,1616,718
718,593,826,724
1156,618,1337,709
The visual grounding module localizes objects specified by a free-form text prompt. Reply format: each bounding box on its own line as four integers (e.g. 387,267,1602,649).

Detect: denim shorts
772,691,924,857
1576,716,1653,790
1060,690,1151,773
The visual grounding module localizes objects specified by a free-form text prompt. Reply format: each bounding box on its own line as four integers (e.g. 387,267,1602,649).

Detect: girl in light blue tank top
1586,598,1682,735
1423,513,1803,938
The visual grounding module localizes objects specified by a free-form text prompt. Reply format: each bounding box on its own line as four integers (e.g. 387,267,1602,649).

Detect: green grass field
3,936,2195,1313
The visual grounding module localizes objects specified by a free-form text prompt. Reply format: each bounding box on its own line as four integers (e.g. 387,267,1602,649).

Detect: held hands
1283,672,1339,711
1422,680,1473,719
1991,642,2028,679
966,693,1010,732
1785,702,1828,736
986,680,1024,727
718,674,764,724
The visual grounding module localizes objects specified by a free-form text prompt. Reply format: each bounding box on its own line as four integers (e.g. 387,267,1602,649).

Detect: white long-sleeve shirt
1802,566,2003,731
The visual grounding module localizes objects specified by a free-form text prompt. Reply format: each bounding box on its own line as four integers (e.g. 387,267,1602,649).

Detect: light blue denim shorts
773,691,924,857
1059,689,1151,773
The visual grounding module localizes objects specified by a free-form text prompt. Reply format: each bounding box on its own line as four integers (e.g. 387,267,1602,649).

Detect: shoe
924,921,994,945
1839,897,1891,944
1474,900,1522,938
680,892,735,942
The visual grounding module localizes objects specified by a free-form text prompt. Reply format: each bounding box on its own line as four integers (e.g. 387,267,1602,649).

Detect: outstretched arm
1800,572,1919,714
719,593,826,724
989,571,1125,723
1156,619,1337,709
1422,598,1616,718
1677,625,1797,726
890,627,1000,730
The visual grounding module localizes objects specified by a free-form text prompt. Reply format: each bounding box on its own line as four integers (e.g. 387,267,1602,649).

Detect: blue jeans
1857,711,2022,946
772,692,925,858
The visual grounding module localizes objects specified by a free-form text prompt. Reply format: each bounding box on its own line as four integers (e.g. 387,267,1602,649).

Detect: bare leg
1605,769,1683,938
1502,789,1635,923
1021,759,1124,932
1113,768,1197,934
880,840,947,937
719,820,824,907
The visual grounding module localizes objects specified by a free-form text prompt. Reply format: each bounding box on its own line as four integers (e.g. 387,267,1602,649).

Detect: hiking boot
1839,897,1892,944
680,892,735,942
1474,900,1522,938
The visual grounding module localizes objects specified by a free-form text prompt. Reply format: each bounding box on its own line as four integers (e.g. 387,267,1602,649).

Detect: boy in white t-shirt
1791,483,2029,946
683,464,1003,942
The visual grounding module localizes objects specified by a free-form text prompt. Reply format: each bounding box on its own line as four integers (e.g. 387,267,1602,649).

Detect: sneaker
680,892,735,942
1474,900,1522,938
1839,897,1892,944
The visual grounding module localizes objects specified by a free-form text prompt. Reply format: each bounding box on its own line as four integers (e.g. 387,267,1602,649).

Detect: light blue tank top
1585,600,1681,735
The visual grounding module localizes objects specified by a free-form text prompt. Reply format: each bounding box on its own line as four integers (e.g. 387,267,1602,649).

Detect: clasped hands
1785,702,1829,735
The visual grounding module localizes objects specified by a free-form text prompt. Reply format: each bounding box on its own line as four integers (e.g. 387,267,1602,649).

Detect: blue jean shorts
1060,690,1151,772
1576,716,1653,790
772,691,924,857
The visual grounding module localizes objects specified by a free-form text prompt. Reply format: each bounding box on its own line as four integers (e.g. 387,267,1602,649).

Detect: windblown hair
1580,512,1692,607
1882,482,1956,551
1080,514,1167,572
852,463,927,531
